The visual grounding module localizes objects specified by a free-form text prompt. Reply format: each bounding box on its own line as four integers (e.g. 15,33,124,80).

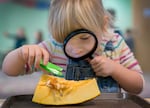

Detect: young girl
2,0,144,94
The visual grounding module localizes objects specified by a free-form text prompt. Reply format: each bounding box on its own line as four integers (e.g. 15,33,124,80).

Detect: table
0,94,150,108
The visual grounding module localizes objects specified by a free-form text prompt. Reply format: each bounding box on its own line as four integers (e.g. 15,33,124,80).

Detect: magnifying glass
63,29,98,61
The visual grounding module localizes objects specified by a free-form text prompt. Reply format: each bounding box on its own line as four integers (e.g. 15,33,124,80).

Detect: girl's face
65,33,96,58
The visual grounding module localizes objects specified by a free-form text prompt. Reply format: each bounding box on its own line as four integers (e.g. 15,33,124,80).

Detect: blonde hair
49,0,110,43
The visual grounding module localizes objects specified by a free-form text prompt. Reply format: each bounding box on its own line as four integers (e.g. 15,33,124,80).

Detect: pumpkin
32,74,100,105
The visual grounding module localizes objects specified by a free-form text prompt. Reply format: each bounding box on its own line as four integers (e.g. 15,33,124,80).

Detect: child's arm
111,62,143,94
90,56,143,94
2,48,25,76
2,45,49,76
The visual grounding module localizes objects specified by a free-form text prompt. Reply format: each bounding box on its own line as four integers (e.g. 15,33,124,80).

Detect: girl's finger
90,56,102,65
28,47,35,66
94,65,102,73
34,48,42,68
95,69,103,76
21,46,29,63
92,62,101,70
41,48,50,65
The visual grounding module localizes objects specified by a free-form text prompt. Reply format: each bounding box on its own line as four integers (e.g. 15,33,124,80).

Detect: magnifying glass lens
64,33,96,59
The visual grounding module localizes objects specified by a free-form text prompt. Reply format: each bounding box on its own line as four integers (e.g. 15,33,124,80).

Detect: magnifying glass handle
89,55,94,59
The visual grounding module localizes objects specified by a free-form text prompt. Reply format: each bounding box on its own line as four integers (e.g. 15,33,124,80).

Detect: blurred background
0,0,150,99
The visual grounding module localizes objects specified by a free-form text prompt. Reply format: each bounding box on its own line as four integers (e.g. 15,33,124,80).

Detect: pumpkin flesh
32,74,100,105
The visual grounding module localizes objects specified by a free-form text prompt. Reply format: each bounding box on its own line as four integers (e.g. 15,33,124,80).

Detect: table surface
0,98,150,108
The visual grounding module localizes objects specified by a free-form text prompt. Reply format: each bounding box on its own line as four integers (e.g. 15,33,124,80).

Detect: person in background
3,28,27,49
34,30,43,44
2,0,144,95
124,29,135,53
107,8,124,37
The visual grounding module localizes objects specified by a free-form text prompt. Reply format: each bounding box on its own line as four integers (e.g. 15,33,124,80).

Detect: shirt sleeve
114,35,145,91
118,36,143,73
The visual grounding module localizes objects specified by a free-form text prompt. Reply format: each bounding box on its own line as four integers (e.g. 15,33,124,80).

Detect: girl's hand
18,45,50,68
90,56,118,77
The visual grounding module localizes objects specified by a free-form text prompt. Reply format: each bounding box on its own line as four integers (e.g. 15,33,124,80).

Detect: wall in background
0,0,132,52
132,0,150,72
103,0,132,34
0,3,49,52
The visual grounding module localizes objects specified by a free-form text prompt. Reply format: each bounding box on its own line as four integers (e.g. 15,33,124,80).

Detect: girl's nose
71,49,84,58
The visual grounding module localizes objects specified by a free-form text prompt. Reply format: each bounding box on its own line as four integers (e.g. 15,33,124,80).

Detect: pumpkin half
32,74,100,105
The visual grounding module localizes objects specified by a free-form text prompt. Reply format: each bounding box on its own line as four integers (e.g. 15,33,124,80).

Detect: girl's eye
80,36,90,40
